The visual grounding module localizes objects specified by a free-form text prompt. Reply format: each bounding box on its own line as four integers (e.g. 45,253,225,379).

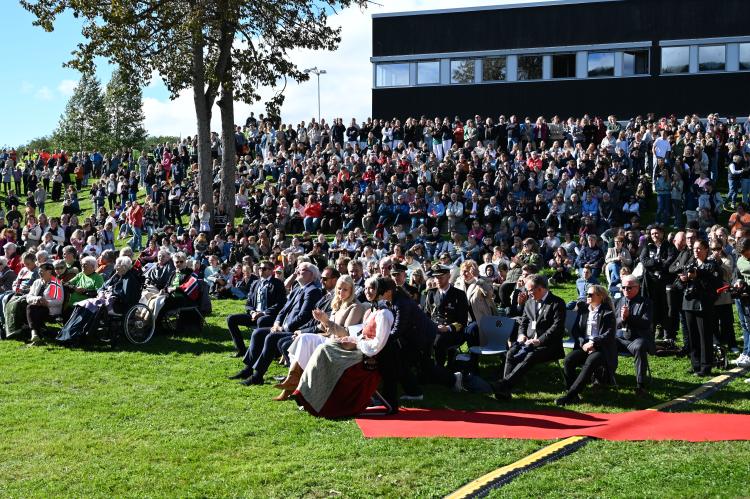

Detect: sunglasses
621,286,636,290
586,293,595,297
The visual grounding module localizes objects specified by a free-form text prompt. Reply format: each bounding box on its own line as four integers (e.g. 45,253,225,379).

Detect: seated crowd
2,110,750,417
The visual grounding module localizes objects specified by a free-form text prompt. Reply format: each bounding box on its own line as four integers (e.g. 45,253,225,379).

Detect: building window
661,46,689,74
450,59,475,84
416,61,440,85
698,45,726,72
482,57,506,82
517,55,542,81
552,53,576,79
741,43,750,71
623,50,649,75
376,63,409,87
587,52,614,77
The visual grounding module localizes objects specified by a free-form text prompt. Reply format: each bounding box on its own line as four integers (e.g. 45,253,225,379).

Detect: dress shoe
273,389,293,401
555,394,581,406
240,375,264,386
634,387,649,398
228,367,253,380
491,382,512,401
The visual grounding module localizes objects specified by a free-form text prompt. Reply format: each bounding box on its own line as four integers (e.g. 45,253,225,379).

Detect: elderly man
159,252,202,316
4,242,21,274
0,252,38,336
226,261,287,357
10,262,64,345
492,274,565,401
614,274,654,397
230,261,323,386
0,256,17,293
64,256,105,307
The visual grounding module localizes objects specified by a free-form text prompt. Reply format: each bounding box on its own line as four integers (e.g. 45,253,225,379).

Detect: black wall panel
373,0,750,57
372,73,750,121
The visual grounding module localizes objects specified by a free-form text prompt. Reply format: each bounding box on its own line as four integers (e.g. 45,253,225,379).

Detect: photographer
673,239,723,377
639,224,677,341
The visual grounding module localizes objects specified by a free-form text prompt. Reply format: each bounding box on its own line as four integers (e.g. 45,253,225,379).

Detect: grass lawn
0,184,748,497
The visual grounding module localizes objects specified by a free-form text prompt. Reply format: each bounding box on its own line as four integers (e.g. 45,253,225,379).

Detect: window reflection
588,52,614,77
698,45,725,72
661,46,689,74
482,57,507,82
450,59,475,84
376,63,409,87
417,61,440,85
517,55,542,80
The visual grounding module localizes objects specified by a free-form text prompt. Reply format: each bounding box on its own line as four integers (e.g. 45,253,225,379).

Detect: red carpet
356,408,750,441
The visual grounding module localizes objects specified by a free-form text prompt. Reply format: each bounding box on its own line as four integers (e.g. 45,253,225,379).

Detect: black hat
427,264,450,277
390,262,408,274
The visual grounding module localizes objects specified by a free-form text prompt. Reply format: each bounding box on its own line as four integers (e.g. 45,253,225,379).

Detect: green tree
22,0,368,223
104,67,147,152
52,71,109,153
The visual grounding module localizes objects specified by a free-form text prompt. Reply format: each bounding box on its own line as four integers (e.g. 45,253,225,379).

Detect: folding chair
361,390,393,416
470,315,516,357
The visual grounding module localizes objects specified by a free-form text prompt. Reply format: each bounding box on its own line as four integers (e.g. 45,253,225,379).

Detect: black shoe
228,367,253,380
694,370,712,378
239,375,264,386
491,381,512,401
555,394,581,406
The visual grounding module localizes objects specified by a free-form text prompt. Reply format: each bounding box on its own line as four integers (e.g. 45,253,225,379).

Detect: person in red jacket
127,200,144,251
303,195,323,233
4,243,22,275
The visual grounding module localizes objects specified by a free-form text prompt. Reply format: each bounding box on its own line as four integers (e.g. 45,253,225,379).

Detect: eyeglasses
321,276,335,281
586,293,595,297
621,286,636,290
175,260,186,264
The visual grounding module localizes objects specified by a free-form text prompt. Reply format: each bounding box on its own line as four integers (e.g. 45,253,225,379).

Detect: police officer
390,262,419,302
424,264,469,368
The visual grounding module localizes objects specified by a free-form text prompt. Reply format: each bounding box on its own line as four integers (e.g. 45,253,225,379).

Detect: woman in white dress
272,275,367,400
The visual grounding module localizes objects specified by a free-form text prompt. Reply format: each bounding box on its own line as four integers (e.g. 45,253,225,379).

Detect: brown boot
273,389,293,401
274,363,302,390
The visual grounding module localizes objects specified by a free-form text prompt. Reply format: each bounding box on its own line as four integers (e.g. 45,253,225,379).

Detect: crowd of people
2,109,750,417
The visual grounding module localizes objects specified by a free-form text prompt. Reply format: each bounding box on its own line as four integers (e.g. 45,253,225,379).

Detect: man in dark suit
277,267,340,362
424,264,469,368
614,274,654,397
226,261,287,357
639,224,677,340
492,274,565,400
230,262,323,385
347,259,367,303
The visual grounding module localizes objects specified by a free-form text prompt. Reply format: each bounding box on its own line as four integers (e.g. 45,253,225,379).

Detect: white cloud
141,0,542,136
58,79,78,97
35,86,53,101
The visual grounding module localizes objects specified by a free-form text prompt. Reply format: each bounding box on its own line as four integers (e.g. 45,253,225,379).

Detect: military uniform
425,275,469,367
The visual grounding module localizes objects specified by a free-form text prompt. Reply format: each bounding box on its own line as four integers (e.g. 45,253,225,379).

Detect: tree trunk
191,29,214,226
218,81,237,224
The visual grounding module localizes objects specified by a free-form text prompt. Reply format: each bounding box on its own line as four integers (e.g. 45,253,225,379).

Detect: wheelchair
90,303,156,345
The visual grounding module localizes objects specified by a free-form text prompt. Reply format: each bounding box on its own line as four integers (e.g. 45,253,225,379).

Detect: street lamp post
304,67,326,123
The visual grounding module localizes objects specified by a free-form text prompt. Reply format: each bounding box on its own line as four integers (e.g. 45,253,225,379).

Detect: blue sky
0,0,540,149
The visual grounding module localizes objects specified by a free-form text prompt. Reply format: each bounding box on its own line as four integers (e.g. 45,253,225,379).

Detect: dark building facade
371,0,750,120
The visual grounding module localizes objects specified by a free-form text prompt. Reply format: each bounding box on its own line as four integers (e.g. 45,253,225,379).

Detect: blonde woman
454,259,497,347
557,284,616,405
273,275,367,401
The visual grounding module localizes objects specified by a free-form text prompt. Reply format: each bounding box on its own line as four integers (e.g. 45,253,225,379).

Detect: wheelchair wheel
159,309,180,335
124,304,155,344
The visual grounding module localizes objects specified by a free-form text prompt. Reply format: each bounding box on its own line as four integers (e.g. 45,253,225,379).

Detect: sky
0,0,546,148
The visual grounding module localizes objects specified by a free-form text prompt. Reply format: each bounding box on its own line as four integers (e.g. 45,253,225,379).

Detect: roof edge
372,0,625,19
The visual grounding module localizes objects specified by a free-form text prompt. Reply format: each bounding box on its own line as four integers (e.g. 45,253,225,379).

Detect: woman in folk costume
294,277,395,418
5,262,64,345
272,275,367,401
